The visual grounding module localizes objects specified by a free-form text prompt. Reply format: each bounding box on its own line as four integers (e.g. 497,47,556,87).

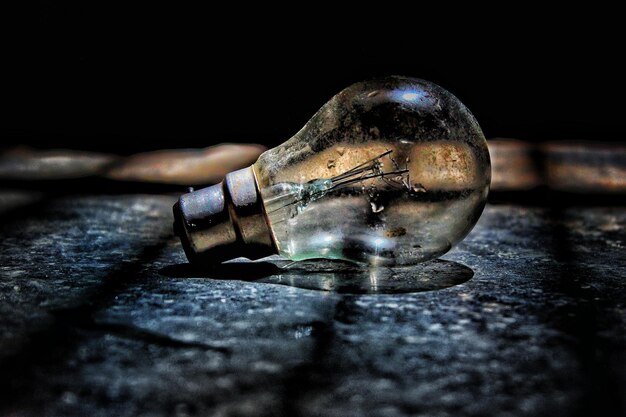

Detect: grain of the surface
0,194,624,416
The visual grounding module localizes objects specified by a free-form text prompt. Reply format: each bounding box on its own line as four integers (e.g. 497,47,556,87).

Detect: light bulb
173,76,490,266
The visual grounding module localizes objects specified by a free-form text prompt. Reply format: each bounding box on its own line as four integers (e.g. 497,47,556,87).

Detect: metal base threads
173,166,277,264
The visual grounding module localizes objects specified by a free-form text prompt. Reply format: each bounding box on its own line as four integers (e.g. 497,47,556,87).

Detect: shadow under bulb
173,76,491,266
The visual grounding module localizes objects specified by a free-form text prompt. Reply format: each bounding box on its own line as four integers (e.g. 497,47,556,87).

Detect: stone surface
0,193,624,416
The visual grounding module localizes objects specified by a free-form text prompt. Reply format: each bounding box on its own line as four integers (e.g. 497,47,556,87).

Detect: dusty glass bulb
174,76,490,266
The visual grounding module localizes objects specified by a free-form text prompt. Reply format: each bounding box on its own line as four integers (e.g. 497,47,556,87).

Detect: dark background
4,5,625,154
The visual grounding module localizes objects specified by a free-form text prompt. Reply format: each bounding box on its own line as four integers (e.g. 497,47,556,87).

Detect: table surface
0,192,624,417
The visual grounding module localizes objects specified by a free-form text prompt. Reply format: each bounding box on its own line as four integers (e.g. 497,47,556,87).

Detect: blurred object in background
0,140,624,195
0,146,116,180
0,144,266,186
104,144,266,185
490,139,626,194
489,140,541,191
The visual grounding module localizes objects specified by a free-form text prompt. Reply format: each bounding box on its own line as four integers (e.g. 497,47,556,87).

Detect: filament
267,150,411,216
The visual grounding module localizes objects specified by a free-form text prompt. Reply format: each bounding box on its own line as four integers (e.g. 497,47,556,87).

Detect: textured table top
0,192,624,417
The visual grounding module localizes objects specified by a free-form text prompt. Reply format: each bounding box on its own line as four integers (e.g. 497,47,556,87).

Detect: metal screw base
173,166,277,264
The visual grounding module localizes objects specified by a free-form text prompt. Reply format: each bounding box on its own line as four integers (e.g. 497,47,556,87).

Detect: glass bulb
174,76,490,266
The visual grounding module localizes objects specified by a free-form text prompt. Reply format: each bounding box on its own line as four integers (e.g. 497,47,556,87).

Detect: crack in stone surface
51,307,231,354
